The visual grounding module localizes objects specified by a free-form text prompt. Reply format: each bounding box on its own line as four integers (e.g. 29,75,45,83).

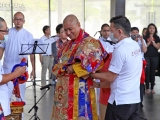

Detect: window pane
126,0,160,35
13,0,49,38
13,0,49,79
51,0,84,35
85,0,111,38
0,0,12,28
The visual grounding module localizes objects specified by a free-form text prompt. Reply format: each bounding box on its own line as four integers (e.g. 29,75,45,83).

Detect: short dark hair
42,25,50,34
110,15,131,36
0,17,5,29
101,23,109,30
131,27,139,32
56,24,63,33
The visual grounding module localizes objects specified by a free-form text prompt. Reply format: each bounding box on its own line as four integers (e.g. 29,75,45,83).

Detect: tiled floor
24,77,160,120
140,76,160,120
24,80,54,120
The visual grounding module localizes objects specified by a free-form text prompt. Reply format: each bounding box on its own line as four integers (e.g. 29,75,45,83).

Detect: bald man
0,12,34,103
51,14,106,120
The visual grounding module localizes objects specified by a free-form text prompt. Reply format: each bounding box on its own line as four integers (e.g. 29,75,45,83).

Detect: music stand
19,39,49,120
25,39,47,89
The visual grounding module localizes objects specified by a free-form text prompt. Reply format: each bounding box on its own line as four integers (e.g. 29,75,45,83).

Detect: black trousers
140,84,145,103
105,101,140,120
145,57,159,90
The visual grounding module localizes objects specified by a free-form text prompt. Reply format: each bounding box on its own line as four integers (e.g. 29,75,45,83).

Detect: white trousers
41,56,54,86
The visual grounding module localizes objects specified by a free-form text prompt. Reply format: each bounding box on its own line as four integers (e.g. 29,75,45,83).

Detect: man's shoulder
9,28,33,38
120,37,137,47
40,35,45,40
22,28,33,36
115,38,135,52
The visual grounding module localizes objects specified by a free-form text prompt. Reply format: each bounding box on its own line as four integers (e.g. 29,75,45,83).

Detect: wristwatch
98,83,100,87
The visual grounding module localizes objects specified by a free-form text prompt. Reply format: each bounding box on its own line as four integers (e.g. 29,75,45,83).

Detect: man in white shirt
39,25,55,86
0,12,35,103
99,23,114,53
131,27,147,59
91,16,142,120
0,17,26,118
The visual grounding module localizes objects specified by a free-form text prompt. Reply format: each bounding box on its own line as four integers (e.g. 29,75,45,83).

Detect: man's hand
66,65,74,74
14,66,26,76
92,81,100,88
139,36,143,41
82,74,90,79
39,54,42,64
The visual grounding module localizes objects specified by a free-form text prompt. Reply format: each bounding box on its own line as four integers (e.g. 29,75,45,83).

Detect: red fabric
99,54,112,105
67,75,74,119
140,60,147,84
13,72,28,98
87,78,93,116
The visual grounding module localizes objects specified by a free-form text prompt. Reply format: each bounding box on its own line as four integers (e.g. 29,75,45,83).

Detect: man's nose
66,30,70,35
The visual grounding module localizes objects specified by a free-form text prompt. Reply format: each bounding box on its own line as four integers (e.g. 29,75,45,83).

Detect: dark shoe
140,102,143,107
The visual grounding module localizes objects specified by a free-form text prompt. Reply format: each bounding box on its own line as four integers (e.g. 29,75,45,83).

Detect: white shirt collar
100,37,111,41
114,37,130,49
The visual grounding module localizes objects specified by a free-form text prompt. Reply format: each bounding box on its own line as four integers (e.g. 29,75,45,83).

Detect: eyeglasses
14,18,24,22
0,28,9,32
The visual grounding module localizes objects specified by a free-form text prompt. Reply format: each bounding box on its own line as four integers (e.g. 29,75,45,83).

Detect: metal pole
11,0,13,27
49,0,51,27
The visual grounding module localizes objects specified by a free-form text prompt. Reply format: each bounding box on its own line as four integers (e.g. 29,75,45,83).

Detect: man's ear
77,21,81,28
118,29,123,35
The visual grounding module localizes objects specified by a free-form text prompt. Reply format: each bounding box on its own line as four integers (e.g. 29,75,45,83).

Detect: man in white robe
0,17,26,118
0,12,35,102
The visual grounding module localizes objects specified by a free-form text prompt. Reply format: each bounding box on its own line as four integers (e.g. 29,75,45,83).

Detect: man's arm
93,81,110,88
0,66,26,85
30,54,35,79
91,71,118,83
0,47,4,60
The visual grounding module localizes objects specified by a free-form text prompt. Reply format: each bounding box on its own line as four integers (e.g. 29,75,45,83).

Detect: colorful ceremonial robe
51,29,107,120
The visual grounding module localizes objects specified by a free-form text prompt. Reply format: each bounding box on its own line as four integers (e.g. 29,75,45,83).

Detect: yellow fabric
72,63,89,77
90,87,98,120
73,77,79,120
73,62,104,78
